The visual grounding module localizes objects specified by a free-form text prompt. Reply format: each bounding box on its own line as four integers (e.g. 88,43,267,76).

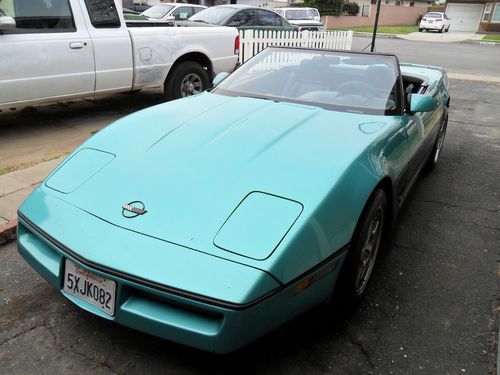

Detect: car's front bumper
17,211,347,353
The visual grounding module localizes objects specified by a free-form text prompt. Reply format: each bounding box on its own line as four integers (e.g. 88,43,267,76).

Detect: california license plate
63,259,116,316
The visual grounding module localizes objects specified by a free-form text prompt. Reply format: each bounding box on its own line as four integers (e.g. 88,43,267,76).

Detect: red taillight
234,35,240,56
436,18,443,21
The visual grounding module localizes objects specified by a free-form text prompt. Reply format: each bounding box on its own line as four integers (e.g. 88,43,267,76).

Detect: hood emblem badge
122,201,147,218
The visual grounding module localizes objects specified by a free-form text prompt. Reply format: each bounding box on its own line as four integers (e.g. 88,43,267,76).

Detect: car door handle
69,42,85,49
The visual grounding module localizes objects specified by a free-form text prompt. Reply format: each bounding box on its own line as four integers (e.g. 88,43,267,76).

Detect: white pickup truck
0,0,239,111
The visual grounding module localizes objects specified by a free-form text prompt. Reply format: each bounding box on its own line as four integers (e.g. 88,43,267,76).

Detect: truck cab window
0,0,76,33
83,0,121,28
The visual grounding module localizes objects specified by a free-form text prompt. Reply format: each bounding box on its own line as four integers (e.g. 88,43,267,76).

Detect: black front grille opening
132,288,224,321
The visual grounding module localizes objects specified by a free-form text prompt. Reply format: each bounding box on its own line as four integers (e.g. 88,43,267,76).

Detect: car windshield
212,48,400,115
189,6,235,24
308,9,320,17
142,4,175,19
285,9,313,20
425,13,442,18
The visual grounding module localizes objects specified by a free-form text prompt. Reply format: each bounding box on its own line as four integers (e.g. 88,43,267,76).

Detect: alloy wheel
181,73,203,97
354,205,384,296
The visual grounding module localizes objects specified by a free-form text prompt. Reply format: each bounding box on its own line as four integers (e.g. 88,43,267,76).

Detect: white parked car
419,12,451,33
142,3,207,21
274,7,323,32
0,0,238,110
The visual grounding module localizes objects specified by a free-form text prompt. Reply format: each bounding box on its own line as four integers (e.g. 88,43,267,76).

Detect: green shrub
342,2,360,16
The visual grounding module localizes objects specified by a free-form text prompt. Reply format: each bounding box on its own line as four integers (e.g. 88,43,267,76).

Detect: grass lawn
334,25,418,34
481,34,500,41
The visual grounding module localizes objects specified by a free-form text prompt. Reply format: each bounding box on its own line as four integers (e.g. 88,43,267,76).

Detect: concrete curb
0,219,17,245
351,31,399,38
464,39,500,46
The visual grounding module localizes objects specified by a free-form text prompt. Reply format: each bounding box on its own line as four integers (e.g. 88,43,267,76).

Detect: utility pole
370,0,382,52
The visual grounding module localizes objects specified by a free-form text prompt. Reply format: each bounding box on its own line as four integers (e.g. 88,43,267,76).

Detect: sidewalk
398,31,484,43
0,156,64,243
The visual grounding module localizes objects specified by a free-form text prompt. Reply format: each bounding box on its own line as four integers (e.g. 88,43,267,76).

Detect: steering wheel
336,81,376,97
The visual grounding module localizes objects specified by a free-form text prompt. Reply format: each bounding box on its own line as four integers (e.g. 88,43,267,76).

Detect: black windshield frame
212,47,404,116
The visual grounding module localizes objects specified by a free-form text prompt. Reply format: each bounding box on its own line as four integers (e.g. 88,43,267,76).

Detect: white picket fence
238,29,353,63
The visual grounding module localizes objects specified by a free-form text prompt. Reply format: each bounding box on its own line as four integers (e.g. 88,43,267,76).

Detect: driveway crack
69,346,120,374
345,326,374,369
0,323,43,346
393,243,430,255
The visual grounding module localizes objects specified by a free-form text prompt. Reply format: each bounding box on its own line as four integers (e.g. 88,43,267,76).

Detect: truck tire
164,61,210,101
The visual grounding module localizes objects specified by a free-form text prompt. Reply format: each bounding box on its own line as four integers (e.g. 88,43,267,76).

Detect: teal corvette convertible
17,47,449,353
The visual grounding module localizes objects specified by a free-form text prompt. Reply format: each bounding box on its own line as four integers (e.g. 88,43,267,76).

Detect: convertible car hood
44,92,391,266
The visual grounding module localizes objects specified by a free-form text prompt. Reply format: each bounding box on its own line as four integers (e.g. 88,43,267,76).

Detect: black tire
164,61,210,101
426,109,448,171
419,28,423,32
330,189,387,317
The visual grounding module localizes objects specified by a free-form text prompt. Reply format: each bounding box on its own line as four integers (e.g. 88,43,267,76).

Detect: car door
255,9,280,31
227,9,258,30
0,0,95,108
170,6,194,21
402,93,443,183
80,0,133,93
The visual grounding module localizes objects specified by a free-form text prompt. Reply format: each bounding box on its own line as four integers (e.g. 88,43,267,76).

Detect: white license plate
63,259,116,316
428,20,433,23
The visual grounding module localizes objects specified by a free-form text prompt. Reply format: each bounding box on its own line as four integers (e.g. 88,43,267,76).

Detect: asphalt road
352,36,500,78
1,41,500,374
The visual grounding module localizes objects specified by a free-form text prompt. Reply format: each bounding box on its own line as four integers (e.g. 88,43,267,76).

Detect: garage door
445,3,484,32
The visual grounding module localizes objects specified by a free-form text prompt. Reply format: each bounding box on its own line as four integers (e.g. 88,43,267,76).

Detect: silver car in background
274,7,324,32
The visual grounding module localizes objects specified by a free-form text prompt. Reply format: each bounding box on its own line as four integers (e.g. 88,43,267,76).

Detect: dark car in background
188,5,297,32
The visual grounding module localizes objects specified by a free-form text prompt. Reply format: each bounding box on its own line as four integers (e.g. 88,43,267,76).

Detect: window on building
410,1,415,6
0,0,76,33
483,3,492,22
371,0,377,4
491,2,500,22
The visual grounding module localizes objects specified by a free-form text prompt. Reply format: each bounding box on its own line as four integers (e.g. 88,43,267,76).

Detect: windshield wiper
191,19,209,23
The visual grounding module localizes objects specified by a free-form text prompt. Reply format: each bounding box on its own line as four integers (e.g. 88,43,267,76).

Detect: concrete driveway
398,31,483,42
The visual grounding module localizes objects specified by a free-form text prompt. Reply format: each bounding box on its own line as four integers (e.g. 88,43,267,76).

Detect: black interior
402,74,427,95
219,57,401,115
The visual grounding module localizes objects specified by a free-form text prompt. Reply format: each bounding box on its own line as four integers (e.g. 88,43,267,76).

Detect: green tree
303,0,345,16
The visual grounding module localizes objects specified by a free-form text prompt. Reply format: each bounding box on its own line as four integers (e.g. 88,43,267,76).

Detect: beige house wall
324,5,428,28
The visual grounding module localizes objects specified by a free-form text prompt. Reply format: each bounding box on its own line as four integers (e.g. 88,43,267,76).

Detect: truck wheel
164,61,210,101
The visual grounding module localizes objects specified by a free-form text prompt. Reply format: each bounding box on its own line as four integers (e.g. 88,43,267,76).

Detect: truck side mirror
0,15,16,29
162,15,175,26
